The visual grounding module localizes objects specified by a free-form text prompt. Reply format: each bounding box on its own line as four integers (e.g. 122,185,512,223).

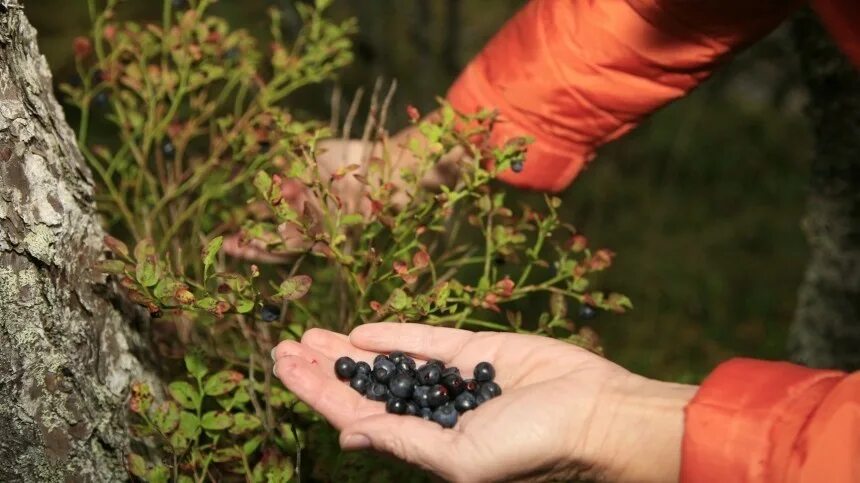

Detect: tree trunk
789,9,860,371
0,3,152,480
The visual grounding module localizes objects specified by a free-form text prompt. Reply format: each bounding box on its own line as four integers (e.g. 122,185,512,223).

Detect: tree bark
789,9,860,371
0,3,152,480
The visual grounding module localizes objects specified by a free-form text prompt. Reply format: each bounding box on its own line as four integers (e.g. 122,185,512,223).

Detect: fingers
340,413,464,480
273,355,380,429
297,328,380,364
350,323,474,363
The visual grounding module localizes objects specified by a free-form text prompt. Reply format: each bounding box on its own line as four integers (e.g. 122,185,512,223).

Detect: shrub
63,0,630,480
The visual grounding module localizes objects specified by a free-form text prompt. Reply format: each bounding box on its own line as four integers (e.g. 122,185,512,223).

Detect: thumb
339,414,463,479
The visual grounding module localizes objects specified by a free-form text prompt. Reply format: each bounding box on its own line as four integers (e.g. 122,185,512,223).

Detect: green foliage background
31,0,810,382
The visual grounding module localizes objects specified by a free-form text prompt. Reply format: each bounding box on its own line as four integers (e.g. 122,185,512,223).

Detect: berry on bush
579,304,598,320
335,352,502,428
258,304,281,322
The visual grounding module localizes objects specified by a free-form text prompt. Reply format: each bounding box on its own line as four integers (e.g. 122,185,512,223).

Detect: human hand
273,323,697,482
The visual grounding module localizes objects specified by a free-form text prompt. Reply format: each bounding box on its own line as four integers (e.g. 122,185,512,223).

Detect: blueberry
258,140,271,153
474,362,495,382
412,385,431,408
389,373,416,399
454,391,478,412
374,357,396,374
386,398,408,415
511,159,524,173
171,0,189,9
463,378,479,392
374,354,389,366
405,401,419,416
579,304,598,320
441,366,460,378
372,367,393,384
162,141,175,156
426,384,449,408
93,91,109,108
258,304,280,322
420,407,433,420
426,359,446,369
355,361,371,376
441,373,465,397
479,381,502,400
388,351,406,364
334,356,357,380
349,374,370,395
366,382,389,402
416,363,441,385
431,403,458,428
394,355,416,373
476,393,489,405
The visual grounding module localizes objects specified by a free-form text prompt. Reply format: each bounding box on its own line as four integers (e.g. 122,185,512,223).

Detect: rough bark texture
789,9,860,371
0,2,151,480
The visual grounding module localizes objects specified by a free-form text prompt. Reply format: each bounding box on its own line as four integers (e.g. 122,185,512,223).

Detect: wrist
580,374,698,483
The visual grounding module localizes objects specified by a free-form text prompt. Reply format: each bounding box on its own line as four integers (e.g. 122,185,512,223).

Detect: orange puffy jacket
446,1,860,482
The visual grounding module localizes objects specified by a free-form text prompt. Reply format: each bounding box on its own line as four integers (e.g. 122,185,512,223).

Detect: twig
341,87,365,155
329,84,342,136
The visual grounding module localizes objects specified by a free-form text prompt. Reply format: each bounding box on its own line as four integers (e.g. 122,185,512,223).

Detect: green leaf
235,299,255,314
340,213,364,226
201,411,233,431
265,461,295,483
390,288,412,311
169,430,188,451
253,171,272,198
176,411,200,439
230,413,262,434
177,476,194,483
133,238,154,262
136,255,160,288
168,381,200,410
203,370,243,396
184,353,208,380
212,446,243,463
195,297,217,310
127,453,147,477
152,401,180,434
145,464,169,483
276,275,312,301
243,434,264,455
96,259,126,274
202,236,224,279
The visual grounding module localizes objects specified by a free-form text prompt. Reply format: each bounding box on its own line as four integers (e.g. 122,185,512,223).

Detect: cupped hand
273,323,696,482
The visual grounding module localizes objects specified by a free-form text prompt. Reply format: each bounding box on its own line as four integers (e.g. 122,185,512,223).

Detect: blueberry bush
63,0,631,480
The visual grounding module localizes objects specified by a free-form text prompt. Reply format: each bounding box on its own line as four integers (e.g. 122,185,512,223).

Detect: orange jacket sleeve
682,358,860,482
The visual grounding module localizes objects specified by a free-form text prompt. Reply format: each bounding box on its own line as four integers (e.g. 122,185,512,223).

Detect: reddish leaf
412,250,430,269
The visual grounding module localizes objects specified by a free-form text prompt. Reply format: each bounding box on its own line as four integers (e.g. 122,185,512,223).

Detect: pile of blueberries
334,351,501,428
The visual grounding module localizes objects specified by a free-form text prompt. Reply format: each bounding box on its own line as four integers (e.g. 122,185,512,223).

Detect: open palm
273,323,688,482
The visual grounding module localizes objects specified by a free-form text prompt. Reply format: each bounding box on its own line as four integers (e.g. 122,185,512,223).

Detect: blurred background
26,0,812,382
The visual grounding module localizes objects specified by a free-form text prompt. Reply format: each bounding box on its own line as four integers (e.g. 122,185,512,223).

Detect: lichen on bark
0,2,152,480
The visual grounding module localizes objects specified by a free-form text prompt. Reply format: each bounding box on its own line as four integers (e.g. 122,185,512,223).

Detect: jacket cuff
681,358,844,482
447,60,591,193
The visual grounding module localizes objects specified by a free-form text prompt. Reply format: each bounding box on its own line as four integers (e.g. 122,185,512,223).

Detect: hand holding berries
333,350,500,428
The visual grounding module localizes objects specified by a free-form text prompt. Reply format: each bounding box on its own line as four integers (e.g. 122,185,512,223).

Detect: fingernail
341,433,371,450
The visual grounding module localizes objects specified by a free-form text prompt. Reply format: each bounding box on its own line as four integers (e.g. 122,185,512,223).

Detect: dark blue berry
474,362,495,382
373,357,396,374
511,160,524,173
334,356,356,380
420,407,433,420
427,359,446,369
476,393,489,405
349,374,370,395
372,367,393,384
479,381,502,400
388,351,406,364
366,382,389,402
405,401,419,416
412,385,431,408
258,304,280,322
463,378,479,392
426,384,449,408
374,354,389,366
355,361,371,376
441,373,465,397
579,304,598,320
454,391,478,412
416,363,441,385
395,356,416,373
388,373,416,399
431,403,458,428
441,366,460,378
162,141,175,156
385,398,408,415
93,91,109,108
171,0,189,9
